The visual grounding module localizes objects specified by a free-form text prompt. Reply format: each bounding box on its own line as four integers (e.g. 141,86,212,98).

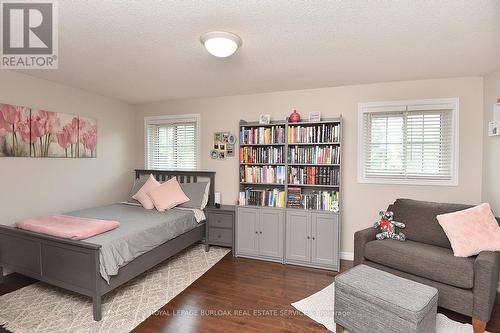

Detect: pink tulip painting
0,103,98,158
0,103,30,157
78,116,97,158
30,110,80,158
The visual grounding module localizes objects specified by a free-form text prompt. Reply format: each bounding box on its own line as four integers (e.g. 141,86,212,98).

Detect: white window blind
358,99,458,185
145,115,200,170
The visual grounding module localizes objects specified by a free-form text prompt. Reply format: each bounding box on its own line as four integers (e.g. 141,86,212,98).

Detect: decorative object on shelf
0,103,97,158
309,112,321,122
259,114,271,124
213,131,236,159
497,97,500,103
288,110,301,123
214,192,221,208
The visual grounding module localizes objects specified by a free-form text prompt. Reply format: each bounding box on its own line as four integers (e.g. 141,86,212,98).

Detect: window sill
357,177,458,187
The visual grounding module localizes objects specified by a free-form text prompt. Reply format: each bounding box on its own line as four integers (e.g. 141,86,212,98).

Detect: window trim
144,113,201,170
357,98,459,186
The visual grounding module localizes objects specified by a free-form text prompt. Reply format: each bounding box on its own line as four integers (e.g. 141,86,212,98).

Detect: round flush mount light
200,31,242,58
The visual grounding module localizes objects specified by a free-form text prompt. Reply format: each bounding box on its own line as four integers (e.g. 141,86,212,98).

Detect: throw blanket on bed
15,215,120,240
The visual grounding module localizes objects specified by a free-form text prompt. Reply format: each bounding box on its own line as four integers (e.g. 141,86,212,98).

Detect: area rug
0,244,230,333
291,282,490,333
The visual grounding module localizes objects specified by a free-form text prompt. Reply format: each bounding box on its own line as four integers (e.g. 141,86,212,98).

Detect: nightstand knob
259,231,262,234
307,236,310,239
255,231,258,234
312,237,316,240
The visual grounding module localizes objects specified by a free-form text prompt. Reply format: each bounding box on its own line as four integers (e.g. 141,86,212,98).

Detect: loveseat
354,199,499,333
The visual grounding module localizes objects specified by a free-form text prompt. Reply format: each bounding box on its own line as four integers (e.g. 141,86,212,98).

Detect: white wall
0,71,136,225
135,77,484,254
482,67,500,215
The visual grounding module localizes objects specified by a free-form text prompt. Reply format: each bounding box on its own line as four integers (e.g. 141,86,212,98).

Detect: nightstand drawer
208,212,233,229
208,227,233,244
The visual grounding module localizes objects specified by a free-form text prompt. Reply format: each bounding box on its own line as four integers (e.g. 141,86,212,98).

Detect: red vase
289,110,301,123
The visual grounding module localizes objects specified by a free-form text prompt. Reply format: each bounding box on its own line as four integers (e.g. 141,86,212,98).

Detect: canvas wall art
0,103,31,157
78,116,97,158
0,102,97,158
30,110,80,157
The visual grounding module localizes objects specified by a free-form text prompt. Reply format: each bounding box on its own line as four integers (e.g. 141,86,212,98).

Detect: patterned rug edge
0,244,231,333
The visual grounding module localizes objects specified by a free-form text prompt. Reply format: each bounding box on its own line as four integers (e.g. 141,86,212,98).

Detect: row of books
288,166,340,185
287,187,340,211
239,146,284,164
238,188,286,207
288,123,340,144
240,126,285,145
288,145,340,164
240,165,286,184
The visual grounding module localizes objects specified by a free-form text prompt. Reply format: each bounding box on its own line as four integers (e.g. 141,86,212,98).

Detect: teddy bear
373,210,406,241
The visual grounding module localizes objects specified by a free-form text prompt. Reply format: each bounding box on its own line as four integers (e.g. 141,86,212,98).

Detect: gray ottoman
334,264,438,333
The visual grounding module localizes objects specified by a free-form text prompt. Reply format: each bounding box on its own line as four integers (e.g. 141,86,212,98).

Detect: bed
0,169,215,321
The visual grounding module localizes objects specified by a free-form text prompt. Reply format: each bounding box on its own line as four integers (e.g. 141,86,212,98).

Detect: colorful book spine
240,125,285,144
240,146,284,164
240,165,286,184
288,123,340,144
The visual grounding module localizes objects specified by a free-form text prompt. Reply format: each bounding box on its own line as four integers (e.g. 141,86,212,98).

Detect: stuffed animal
373,211,406,241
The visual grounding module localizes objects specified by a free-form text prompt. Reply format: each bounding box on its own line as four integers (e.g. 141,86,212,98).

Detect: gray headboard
134,169,216,207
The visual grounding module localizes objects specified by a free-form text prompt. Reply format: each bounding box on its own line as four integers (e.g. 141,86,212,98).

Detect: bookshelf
238,117,342,212
236,116,342,272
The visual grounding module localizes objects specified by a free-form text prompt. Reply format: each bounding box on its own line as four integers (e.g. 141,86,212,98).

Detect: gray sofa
354,199,499,333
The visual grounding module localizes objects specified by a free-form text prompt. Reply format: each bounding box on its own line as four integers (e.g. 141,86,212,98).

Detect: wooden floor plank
1,254,499,333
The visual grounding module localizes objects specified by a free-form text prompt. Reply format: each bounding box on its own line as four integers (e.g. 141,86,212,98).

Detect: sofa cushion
388,199,475,248
364,239,475,289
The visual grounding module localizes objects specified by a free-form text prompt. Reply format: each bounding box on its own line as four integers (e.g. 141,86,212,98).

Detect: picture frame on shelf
309,112,321,122
259,114,271,124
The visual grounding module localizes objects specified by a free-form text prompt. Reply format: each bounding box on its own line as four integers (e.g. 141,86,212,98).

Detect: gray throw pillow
178,182,209,209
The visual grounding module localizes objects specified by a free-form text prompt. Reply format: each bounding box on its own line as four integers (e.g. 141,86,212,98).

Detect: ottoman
334,264,438,333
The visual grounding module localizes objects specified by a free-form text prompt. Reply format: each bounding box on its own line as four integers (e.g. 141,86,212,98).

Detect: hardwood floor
1,254,500,332
132,255,347,333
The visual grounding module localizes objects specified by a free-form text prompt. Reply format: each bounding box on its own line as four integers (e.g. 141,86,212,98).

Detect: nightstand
205,205,235,253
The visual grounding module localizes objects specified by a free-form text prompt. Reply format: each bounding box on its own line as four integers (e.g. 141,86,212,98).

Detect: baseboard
340,252,354,261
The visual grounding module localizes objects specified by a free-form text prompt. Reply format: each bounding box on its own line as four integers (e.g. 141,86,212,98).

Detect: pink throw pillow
147,177,190,211
132,174,160,209
437,203,500,257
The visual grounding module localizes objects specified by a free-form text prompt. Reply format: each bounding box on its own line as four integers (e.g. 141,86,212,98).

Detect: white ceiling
15,0,500,104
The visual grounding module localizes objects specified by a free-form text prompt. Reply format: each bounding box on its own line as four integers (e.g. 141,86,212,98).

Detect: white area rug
0,244,230,333
291,282,489,333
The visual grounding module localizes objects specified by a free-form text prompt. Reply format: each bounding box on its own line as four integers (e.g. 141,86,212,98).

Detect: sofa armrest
354,227,377,266
473,251,500,322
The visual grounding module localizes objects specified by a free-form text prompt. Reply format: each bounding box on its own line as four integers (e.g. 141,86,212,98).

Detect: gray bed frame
0,169,215,321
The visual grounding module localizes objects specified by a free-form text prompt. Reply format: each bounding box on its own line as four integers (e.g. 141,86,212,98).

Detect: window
145,114,200,170
358,99,459,185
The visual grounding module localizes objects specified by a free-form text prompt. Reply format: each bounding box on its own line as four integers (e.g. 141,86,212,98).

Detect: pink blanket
16,215,120,240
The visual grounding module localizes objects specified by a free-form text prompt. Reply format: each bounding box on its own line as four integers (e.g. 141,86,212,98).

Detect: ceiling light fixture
200,31,242,58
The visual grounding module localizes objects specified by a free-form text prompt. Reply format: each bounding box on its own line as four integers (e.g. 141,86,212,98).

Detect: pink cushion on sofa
437,203,500,257
147,177,190,211
132,174,160,209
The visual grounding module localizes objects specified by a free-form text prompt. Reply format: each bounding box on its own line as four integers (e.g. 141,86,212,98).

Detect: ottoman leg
472,318,486,333
336,323,344,333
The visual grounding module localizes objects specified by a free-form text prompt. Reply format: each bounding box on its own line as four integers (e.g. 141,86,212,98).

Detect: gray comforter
66,204,199,283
